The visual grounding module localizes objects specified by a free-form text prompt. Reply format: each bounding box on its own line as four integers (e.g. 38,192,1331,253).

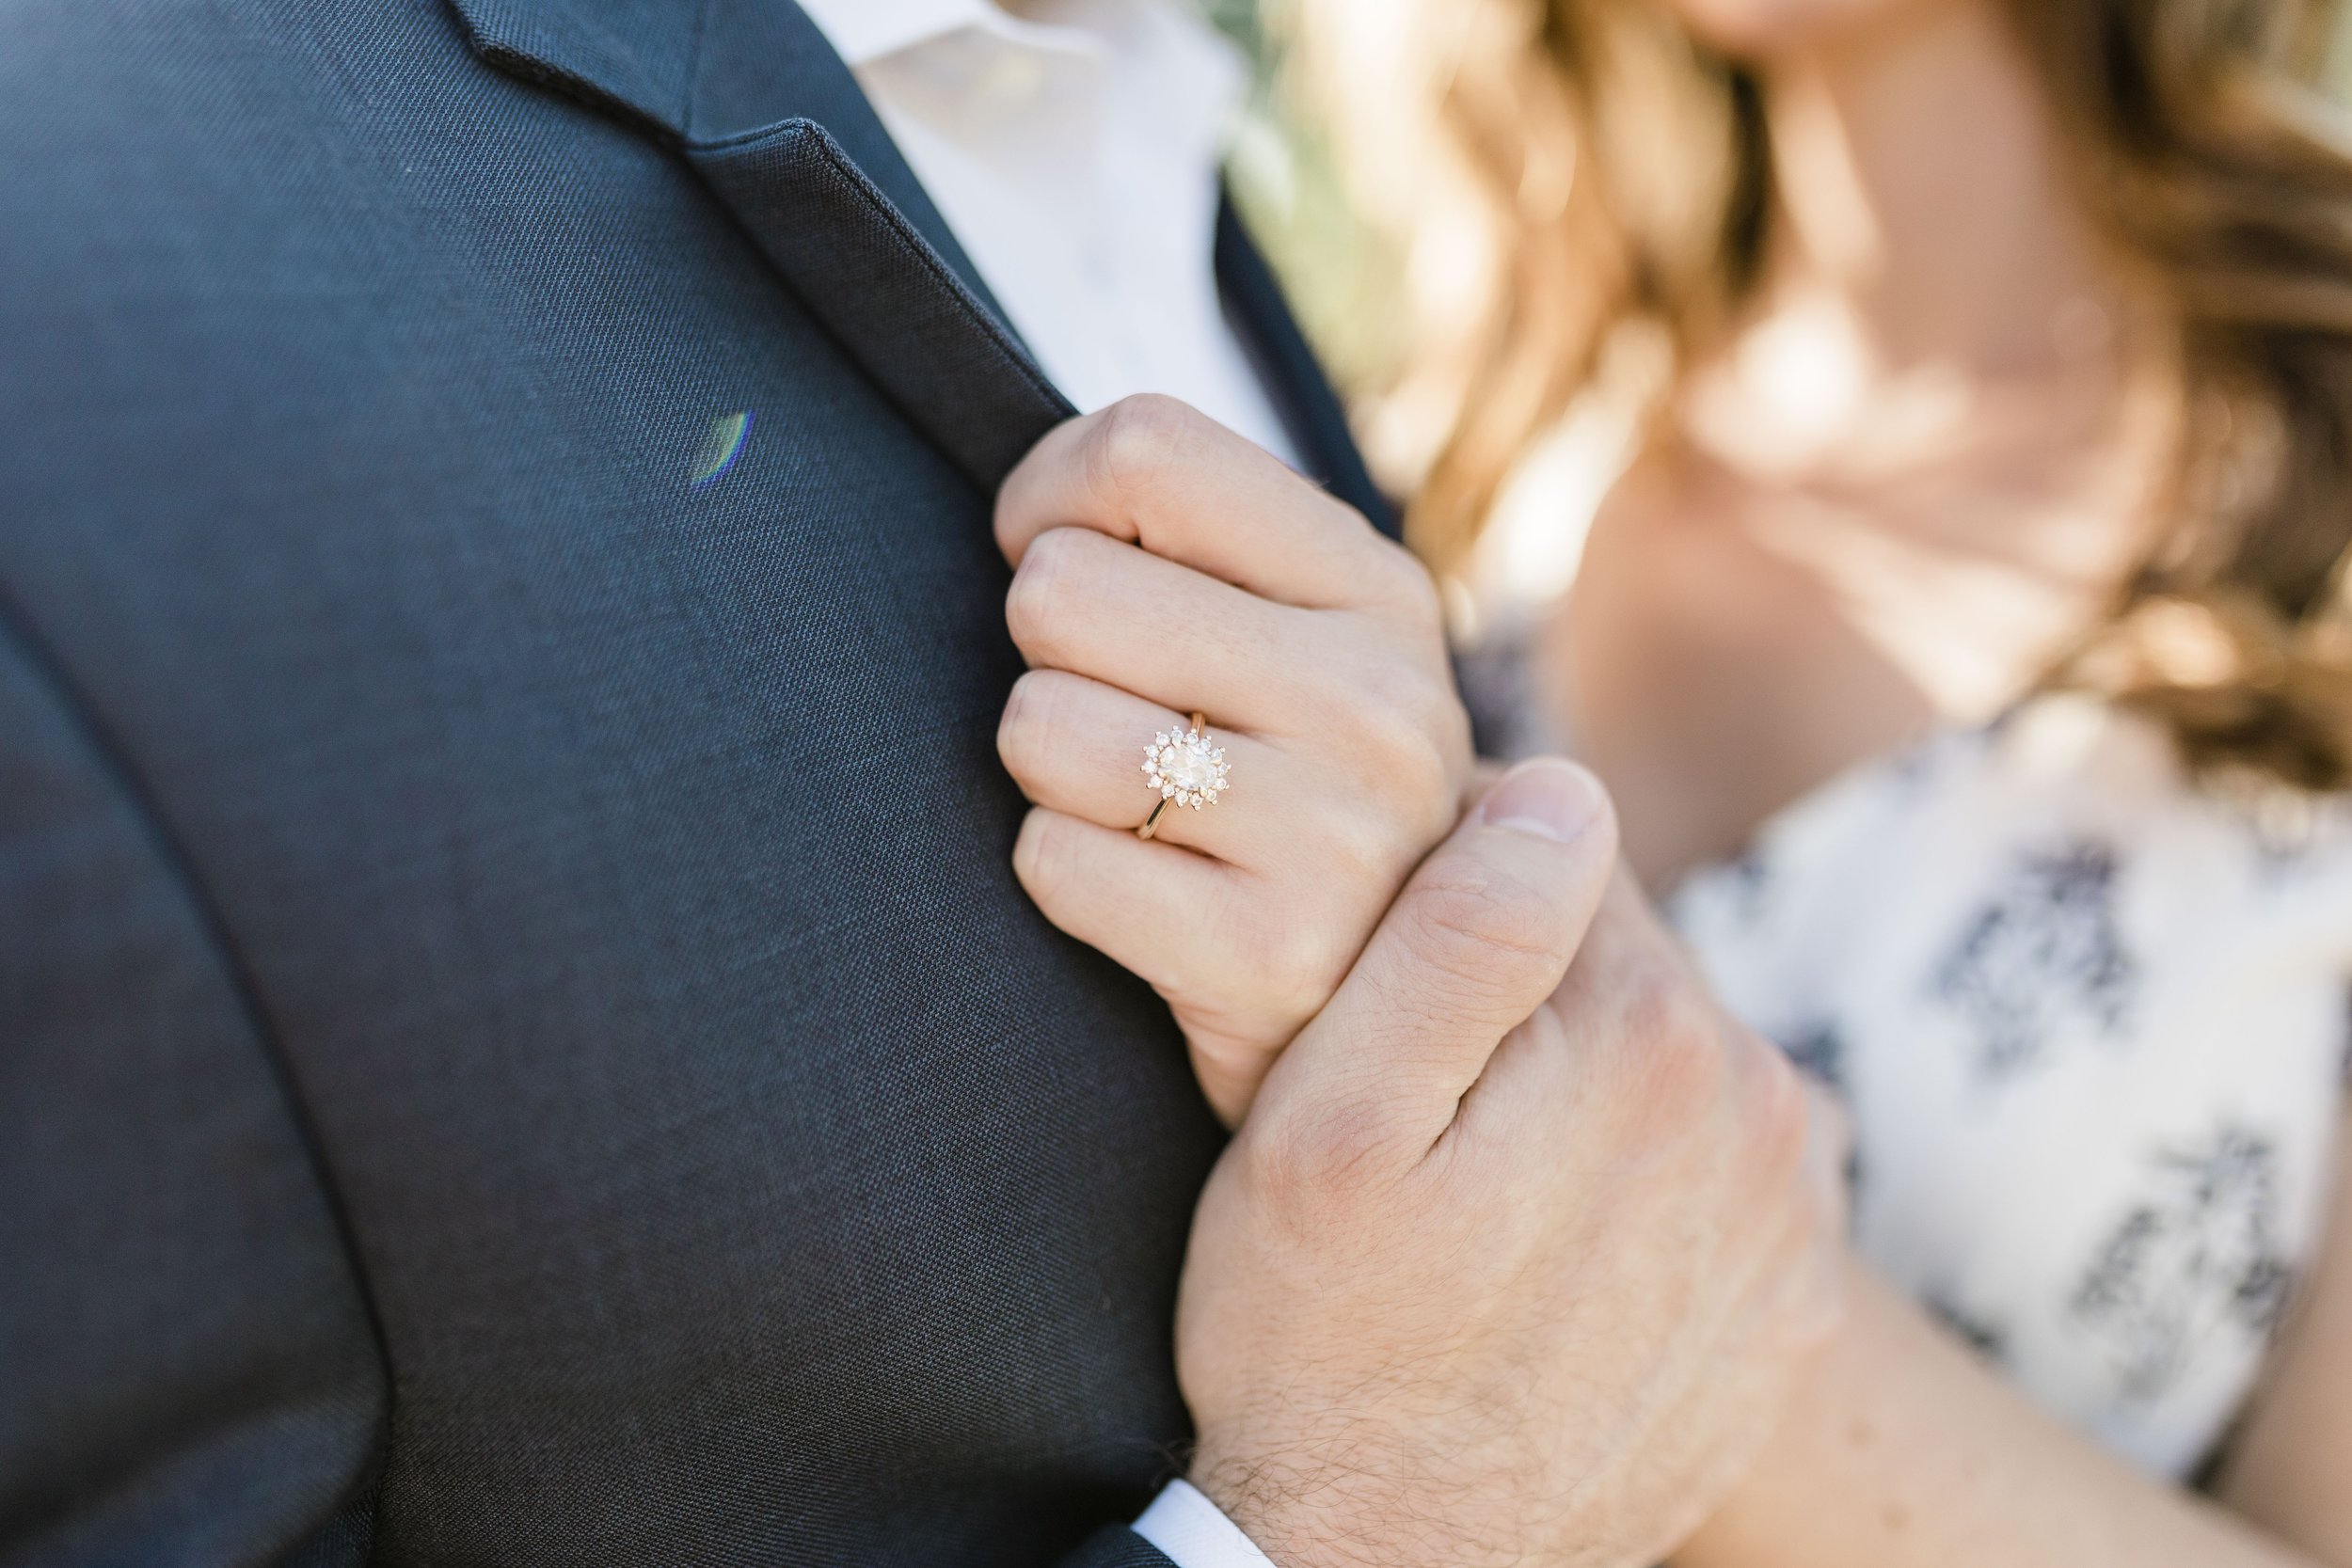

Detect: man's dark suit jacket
0,0,1388,1560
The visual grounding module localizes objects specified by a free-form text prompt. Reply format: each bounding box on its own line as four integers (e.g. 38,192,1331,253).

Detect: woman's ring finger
997,670,1274,860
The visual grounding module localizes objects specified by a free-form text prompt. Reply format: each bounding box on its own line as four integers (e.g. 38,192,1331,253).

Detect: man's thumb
1258,759,1617,1148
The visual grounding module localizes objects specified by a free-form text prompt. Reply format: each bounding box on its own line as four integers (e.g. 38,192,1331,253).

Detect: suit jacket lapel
441,0,1071,493
685,119,1074,491
440,0,1387,518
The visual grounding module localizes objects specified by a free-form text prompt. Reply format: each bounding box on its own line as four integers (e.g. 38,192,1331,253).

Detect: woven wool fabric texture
0,0,1381,1560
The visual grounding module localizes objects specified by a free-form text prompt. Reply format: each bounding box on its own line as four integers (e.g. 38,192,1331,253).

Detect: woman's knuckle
1341,628,1462,750
1005,528,1092,651
1240,904,1347,1017
1301,800,1402,896
1352,693,1440,774
1343,695,1458,826
1087,393,1197,510
1398,722,1462,821
994,671,1055,774
1009,810,1068,907
1369,540,1445,627
1003,546,1059,650
1266,927,1356,1024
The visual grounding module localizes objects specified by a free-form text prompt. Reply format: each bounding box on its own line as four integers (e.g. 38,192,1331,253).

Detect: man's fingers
1256,760,1618,1154
995,395,1428,617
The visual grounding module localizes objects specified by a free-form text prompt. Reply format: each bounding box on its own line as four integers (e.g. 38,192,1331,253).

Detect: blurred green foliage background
1199,0,1413,402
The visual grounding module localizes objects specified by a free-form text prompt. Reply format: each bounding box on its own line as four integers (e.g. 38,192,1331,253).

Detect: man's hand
1176,760,1849,1568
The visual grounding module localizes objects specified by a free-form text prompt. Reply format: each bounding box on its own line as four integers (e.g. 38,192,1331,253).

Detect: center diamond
1161,741,1218,793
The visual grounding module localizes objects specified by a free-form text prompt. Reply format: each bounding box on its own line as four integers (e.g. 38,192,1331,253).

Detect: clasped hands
995,396,1847,1568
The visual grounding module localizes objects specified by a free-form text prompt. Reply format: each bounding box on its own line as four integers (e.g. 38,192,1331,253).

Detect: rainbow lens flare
690,410,755,486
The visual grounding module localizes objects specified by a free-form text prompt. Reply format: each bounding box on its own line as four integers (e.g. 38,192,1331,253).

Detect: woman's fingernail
1476,759,1608,844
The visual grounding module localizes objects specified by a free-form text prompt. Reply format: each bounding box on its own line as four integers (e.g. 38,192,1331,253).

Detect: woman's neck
1653,1,2176,732
1757,0,2113,375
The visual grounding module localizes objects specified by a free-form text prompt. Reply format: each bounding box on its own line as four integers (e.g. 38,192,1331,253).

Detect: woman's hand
994,394,1474,1126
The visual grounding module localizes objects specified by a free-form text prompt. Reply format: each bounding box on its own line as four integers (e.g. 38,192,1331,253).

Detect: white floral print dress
1669,694,2352,1476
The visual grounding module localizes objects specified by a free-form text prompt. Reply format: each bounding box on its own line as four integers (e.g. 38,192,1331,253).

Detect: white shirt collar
796,0,1080,68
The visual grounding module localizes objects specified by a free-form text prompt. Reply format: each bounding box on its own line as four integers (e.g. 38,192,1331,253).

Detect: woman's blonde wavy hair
1276,0,2352,788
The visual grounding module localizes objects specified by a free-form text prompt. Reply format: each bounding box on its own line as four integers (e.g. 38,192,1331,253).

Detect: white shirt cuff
1132,1479,1278,1568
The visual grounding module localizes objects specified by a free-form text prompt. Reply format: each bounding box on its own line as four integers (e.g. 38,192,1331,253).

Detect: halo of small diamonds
1141,725,1230,812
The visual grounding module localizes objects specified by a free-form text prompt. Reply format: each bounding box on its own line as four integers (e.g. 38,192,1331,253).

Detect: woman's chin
1663,0,1933,60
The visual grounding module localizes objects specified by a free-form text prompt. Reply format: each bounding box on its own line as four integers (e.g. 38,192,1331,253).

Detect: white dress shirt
797,0,1296,465
791,2,1295,1561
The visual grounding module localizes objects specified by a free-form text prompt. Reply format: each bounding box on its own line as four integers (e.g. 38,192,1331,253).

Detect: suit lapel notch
439,0,702,143
439,0,993,295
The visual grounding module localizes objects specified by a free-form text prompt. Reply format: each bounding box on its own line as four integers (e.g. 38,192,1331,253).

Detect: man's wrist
1187,1434,1458,1568
1183,1447,1358,1568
